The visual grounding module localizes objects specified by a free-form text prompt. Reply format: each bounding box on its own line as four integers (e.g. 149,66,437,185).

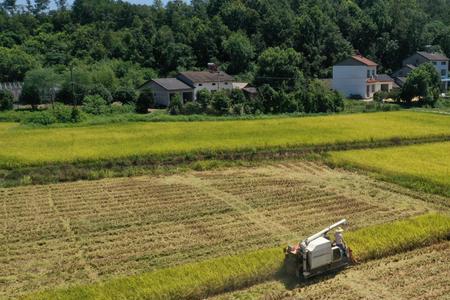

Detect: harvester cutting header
285,219,354,279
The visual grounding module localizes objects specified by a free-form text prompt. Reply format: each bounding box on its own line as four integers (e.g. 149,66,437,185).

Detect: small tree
0,90,14,111
401,63,441,106
82,95,109,115
168,94,183,115
196,90,212,110
20,84,41,110
212,91,231,115
88,84,113,104
136,90,154,114
113,87,137,104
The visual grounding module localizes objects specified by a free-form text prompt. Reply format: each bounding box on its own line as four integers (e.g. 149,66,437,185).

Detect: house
332,55,395,99
140,65,235,107
394,51,449,90
0,82,23,101
139,78,194,107
176,70,234,99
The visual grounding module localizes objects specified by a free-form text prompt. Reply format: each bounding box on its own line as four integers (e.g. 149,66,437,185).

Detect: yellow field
329,142,450,196
0,162,440,298
0,111,449,167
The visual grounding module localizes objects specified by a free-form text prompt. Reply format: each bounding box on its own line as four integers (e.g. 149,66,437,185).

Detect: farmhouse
139,78,193,107
0,82,23,101
332,55,395,99
393,51,449,91
140,65,235,107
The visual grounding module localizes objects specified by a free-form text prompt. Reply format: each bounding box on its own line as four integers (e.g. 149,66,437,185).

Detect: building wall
177,74,233,100
192,81,233,99
403,53,449,79
332,65,376,98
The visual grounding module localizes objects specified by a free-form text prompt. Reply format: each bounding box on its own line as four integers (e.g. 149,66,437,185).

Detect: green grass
328,142,450,197
26,213,450,300
1,111,449,168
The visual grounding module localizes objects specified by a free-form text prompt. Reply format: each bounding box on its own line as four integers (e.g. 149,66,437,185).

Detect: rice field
329,141,450,197
0,162,440,298
1,111,450,168
212,241,450,300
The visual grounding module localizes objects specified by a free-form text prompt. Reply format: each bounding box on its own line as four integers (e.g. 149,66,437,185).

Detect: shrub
20,84,41,110
71,107,82,123
88,84,113,104
52,103,73,123
196,90,212,110
348,94,363,100
83,95,109,115
182,101,203,115
373,91,388,103
212,91,231,115
0,90,14,111
136,90,154,114
168,94,183,115
113,87,137,104
22,111,57,125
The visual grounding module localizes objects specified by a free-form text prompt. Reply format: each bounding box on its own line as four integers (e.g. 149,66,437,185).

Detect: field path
164,174,292,239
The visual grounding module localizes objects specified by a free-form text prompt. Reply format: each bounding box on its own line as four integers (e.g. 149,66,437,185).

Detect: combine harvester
285,219,354,279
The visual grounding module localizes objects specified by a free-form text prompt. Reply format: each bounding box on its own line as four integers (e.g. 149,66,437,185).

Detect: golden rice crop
1,111,449,168
328,141,450,197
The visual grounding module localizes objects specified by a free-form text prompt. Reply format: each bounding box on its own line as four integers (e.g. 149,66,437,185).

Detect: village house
0,82,23,101
392,51,449,91
332,55,395,99
140,64,235,107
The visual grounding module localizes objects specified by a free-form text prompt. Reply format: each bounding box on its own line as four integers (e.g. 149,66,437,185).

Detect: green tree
0,89,14,111
135,90,154,114
168,94,183,115
0,47,38,82
20,84,41,110
212,91,231,115
223,32,255,74
113,87,137,104
82,94,109,115
22,68,61,106
255,47,304,90
401,63,441,106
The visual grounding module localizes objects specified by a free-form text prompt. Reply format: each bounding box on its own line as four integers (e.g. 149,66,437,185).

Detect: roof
375,74,394,82
417,51,449,61
243,87,258,94
335,55,378,67
0,82,23,90
232,82,249,90
178,71,234,83
405,64,417,70
151,78,192,91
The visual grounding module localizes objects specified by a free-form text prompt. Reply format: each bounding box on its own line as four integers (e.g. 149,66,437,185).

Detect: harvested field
0,162,444,297
212,241,450,300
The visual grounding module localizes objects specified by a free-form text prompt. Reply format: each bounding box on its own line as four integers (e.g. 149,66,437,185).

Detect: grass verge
25,213,450,300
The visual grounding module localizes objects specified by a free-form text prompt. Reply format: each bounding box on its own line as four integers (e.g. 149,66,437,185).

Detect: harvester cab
285,219,353,279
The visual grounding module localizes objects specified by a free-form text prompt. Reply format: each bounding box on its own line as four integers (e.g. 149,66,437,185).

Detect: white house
140,66,235,107
394,51,449,91
176,71,234,100
332,55,395,99
139,78,194,107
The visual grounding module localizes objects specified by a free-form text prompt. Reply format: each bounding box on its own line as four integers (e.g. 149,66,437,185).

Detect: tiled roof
152,78,192,91
417,51,449,61
352,55,378,66
375,74,394,82
178,71,234,83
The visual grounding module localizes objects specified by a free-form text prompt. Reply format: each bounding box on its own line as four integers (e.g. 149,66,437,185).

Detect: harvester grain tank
285,219,353,279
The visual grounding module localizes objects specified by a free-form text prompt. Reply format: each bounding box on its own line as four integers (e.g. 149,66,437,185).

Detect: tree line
0,0,449,116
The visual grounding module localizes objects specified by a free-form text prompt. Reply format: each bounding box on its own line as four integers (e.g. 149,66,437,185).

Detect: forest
0,0,449,118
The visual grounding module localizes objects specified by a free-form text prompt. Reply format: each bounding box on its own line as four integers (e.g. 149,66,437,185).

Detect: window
433,62,437,66
371,85,375,93
442,69,447,77
224,82,229,85
212,83,216,86
198,84,203,87
372,70,376,76
367,70,371,78
442,62,447,66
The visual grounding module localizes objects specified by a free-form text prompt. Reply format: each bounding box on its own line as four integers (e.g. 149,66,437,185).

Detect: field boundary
24,213,450,300
2,134,450,188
